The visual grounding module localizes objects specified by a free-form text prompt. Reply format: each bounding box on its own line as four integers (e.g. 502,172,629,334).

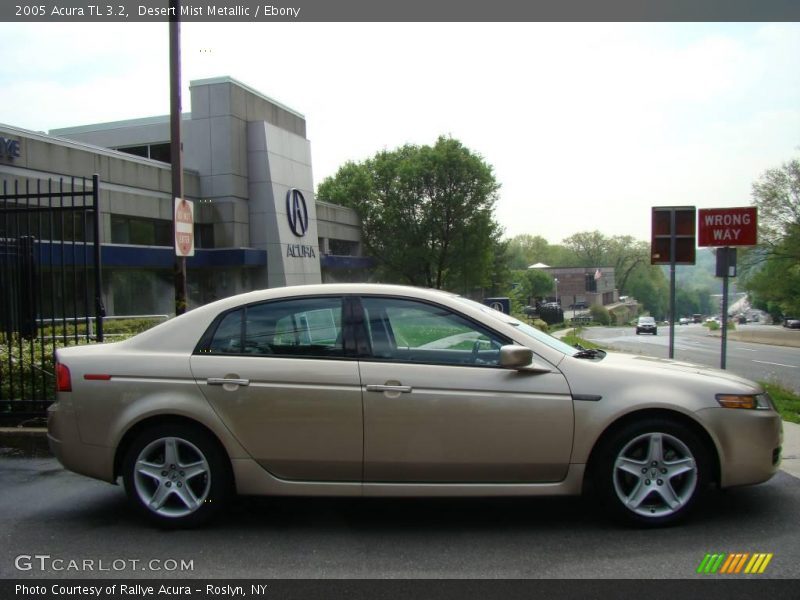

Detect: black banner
3,579,800,600
2,0,800,23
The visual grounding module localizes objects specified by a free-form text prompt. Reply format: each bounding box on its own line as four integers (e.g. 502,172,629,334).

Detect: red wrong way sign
698,207,757,247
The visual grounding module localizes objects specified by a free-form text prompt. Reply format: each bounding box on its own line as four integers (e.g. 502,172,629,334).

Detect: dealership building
0,76,368,316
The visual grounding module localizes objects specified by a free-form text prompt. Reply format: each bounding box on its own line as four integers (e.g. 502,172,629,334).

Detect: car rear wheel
594,419,709,526
122,424,232,527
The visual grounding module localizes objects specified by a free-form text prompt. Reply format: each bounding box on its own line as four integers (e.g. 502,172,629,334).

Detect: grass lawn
762,383,800,425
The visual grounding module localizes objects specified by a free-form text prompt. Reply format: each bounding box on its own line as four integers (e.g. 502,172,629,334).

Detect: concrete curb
781,421,800,479
707,328,800,348
0,427,51,458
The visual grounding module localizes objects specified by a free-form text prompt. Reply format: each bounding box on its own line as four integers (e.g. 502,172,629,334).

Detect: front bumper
696,407,783,488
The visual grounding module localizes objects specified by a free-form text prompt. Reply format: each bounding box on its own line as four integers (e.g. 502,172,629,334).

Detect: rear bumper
48,400,115,483
696,407,783,488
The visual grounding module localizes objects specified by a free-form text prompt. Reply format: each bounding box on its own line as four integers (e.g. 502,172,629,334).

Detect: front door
358,296,574,483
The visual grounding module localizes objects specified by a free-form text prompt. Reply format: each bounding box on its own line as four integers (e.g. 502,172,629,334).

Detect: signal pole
170,0,188,315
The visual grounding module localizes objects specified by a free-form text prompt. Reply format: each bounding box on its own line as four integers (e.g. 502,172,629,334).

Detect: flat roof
190,76,305,119
49,113,188,137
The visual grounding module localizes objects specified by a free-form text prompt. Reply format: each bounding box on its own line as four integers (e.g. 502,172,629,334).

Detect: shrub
590,305,611,326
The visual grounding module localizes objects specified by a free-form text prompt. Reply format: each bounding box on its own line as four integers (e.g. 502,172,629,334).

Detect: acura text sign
698,207,757,247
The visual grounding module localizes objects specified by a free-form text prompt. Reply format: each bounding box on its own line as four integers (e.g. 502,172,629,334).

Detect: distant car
737,315,748,325
783,317,800,329
679,317,690,325
636,316,657,335
48,284,782,528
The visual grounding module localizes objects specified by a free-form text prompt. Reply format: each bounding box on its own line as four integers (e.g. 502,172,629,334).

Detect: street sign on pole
716,248,737,370
651,206,696,360
174,197,195,257
651,206,697,265
698,206,757,370
698,207,757,247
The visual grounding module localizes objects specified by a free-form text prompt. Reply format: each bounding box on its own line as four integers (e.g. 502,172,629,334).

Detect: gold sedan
48,284,782,527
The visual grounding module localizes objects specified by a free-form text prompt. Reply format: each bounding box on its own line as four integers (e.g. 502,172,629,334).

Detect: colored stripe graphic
745,554,773,574
697,553,773,575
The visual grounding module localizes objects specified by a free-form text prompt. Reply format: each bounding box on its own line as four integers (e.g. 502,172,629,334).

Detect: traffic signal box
651,206,697,265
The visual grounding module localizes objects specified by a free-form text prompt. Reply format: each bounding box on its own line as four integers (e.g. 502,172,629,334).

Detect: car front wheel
122,424,232,527
594,419,709,526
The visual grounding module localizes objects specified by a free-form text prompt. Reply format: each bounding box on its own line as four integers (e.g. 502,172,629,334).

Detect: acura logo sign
286,188,309,237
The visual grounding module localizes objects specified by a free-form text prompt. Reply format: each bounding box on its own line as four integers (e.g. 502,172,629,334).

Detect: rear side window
207,309,243,354
203,297,344,358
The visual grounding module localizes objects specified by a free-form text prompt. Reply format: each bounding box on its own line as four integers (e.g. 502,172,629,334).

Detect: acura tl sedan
48,284,782,527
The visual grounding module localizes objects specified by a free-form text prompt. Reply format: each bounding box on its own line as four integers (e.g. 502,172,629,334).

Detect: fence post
92,174,105,342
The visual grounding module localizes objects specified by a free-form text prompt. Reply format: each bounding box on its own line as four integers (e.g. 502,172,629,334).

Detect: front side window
360,297,508,366
204,297,344,358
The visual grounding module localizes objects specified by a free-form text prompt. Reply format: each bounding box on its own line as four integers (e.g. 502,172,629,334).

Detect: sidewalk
3,423,799,478
707,326,800,348
781,421,800,479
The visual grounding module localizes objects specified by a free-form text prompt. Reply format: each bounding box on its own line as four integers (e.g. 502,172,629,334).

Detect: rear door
191,296,363,481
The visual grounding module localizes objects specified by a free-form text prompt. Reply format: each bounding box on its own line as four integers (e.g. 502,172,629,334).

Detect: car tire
122,423,232,528
593,418,709,526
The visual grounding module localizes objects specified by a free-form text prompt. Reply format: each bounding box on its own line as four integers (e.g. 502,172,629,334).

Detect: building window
328,239,359,256
111,216,172,246
117,145,148,159
149,143,171,163
116,142,172,164
194,223,214,249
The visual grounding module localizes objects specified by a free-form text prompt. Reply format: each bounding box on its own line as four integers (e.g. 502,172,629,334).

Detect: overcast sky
2,22,798,244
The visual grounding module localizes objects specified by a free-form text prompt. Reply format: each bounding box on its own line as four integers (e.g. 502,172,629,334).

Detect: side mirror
499,345,552,373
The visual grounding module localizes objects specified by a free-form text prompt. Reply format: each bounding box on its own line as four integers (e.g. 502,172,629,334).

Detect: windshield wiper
572,345,606,359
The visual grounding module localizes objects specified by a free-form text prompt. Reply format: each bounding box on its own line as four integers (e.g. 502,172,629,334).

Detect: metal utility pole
170,0,188,315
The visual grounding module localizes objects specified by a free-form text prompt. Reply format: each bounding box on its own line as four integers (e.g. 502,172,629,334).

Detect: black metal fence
1,174,104,421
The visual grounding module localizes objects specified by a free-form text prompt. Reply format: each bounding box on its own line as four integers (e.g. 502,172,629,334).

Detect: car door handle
366,384,412,393
207,378,250,386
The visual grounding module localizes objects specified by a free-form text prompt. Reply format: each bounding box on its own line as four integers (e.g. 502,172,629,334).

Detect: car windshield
452,296,579,356
639,317,655,324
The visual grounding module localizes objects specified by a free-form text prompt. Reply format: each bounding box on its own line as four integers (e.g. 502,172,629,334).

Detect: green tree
741,158,800,316
626,266,669,320
317,137,501,291
511,268,554,306
562,231,651,295
506,234,553,270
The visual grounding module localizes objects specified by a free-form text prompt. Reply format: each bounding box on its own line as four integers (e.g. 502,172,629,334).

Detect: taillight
56,363,72,392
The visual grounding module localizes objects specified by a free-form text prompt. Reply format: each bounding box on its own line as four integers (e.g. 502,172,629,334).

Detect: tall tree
741,158,800,316
317,137,501,292
506,234,553,269
562,231,607,267
561,231,649,294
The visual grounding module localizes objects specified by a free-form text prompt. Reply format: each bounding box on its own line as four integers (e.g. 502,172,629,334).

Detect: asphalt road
1,456,799,579
577,324,800,393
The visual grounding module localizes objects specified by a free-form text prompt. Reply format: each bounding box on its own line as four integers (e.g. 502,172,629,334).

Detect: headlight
716,393,774,410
